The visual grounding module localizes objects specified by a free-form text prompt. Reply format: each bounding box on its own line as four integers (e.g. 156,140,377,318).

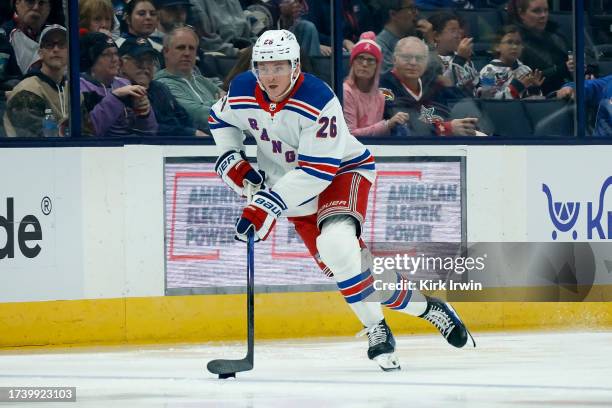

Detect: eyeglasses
354,55,377,66
500,40,523,47
41,41,67,50
21,0,50,8
396,53,427,63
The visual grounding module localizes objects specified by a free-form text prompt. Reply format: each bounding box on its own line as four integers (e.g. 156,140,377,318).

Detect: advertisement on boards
164,157,464,294
0,149,83,302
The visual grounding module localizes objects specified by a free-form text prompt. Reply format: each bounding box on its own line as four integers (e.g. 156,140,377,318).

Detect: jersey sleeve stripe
297,161,339,175
297,154,341,166
208,110,234,129
298,166,335,181
229,97,257,103
231,104,261,110
284,105,317,121
287,99,320,115
340,149,372,167
338,156,375,172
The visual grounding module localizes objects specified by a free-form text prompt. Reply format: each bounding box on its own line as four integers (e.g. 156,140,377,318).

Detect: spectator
429,11,478,95
374,0,433,74
188,0,255,56
380,36,478,136
303,0,373,55
477,25,544,99
3,25,73,136
275,0,321,56
343,31,408,137
557,75,612,137
507,0,571,94
1,0,52,76
79,32,158,136
118,36,201,136
116,0,161,52
149,0,190,47
79,0,120,39
155,26,223,133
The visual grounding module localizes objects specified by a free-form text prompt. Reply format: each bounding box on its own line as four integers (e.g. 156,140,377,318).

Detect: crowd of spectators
0,0,610,137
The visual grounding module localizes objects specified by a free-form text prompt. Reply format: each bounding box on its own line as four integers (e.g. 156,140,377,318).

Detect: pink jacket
342,50,388,137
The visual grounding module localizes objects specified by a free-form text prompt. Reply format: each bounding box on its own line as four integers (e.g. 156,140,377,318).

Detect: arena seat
597,59,612,76
455,8,503,44
523,99,574,137
211,56,239,79
479,99,532,136
472,56,490,72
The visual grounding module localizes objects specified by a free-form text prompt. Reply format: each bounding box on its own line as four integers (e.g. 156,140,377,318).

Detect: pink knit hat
349,31,382,66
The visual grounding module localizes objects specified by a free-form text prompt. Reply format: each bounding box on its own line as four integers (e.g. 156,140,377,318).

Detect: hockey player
209,29,473,371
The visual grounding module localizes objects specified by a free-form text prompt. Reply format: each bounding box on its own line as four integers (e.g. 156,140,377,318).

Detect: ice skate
420,296,475,348
357,319,401,371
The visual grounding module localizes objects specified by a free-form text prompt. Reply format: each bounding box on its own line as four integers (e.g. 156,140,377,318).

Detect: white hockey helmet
251,29,301,97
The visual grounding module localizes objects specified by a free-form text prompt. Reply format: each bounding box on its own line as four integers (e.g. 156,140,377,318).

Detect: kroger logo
542,176,612,240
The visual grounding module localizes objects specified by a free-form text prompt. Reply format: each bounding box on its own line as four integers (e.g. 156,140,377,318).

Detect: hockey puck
218,373,236,379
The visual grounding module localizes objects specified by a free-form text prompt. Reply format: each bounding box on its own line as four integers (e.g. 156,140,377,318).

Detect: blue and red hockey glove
235,190,287,242
215,150,264,197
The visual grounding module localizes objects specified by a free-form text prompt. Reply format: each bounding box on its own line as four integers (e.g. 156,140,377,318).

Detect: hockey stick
207,186,256,379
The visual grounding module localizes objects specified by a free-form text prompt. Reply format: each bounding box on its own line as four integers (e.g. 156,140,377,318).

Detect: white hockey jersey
438,53,479,95
477,59,541,99
209,71,376,217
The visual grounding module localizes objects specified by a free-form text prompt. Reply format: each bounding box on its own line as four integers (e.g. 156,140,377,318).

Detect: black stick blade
207,358,253,376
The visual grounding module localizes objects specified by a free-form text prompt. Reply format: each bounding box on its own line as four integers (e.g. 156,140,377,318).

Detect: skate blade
374,353,401,372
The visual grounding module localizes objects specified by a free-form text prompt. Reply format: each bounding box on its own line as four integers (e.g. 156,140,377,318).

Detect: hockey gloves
215,150,264,198
235,190,286,242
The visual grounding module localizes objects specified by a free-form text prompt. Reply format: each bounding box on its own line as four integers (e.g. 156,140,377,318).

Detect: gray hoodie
154,68,221,132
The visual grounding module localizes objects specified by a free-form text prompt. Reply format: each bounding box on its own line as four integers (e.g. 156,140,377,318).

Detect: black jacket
516,21,572,94
148,80,197,137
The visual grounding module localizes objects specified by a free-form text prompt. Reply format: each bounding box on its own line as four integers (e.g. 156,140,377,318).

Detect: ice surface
0,331,611,407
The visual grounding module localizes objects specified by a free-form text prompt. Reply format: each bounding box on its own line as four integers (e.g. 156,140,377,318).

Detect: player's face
519,0,548,32
496,32,523,65
352,52,377,81
256,60,295,102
